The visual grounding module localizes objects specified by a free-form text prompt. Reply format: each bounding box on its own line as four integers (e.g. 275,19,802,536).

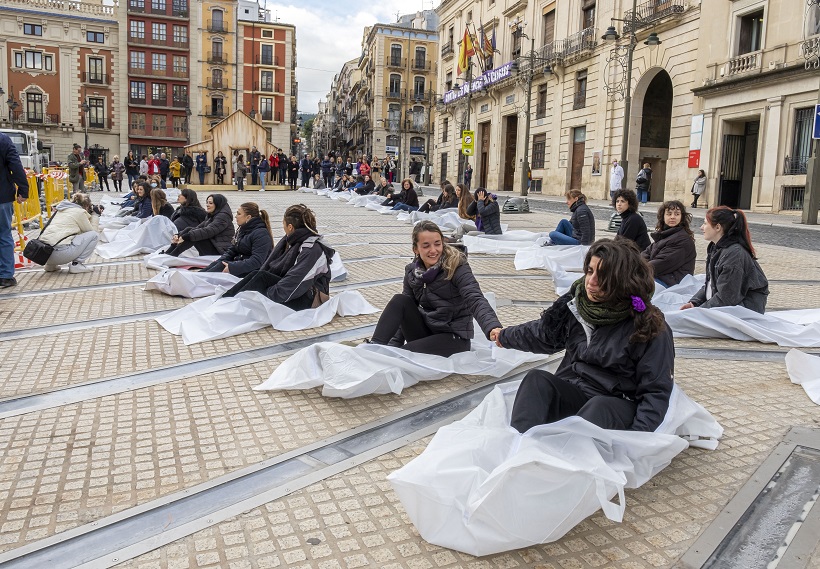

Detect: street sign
462,130,475,156
813,104,820,139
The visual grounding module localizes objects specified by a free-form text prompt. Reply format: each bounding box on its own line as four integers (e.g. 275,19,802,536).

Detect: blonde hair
151,189,168,216
113,155,119,161
71,192,92,213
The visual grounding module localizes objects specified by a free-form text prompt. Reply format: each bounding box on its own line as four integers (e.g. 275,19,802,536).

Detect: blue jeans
259,174,266,190
549,218,580,245
638,189,648,203
127,173,137,188
198,171,205,185
654,278,668,289
392,203,418,212
0,202,15,278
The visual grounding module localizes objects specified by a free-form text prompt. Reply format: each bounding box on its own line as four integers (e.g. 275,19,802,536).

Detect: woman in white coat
41,193,99,273
609,159,625,202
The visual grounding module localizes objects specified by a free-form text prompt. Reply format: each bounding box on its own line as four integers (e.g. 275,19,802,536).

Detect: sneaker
0,277,17,288
68,261,93,274
259,188,265,192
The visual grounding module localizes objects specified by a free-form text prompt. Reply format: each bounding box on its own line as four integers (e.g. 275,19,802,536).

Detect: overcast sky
263,0,441,113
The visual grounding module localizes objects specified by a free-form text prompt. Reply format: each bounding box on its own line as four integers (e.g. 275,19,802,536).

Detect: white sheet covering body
785,349,820,404
144,270,241,298
143,252,219,270
95,216,176,259
462,230,549,254
254,341,553,398
514,244,589,295
387,382,722,556
156,290,378,344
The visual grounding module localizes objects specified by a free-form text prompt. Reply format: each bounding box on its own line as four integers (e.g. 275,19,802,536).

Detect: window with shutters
532,134,546,169
543,10,555,46
536,83,548,118
582,0,596,30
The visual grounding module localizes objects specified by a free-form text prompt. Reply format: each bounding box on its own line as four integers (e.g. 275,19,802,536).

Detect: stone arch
627,67,673,201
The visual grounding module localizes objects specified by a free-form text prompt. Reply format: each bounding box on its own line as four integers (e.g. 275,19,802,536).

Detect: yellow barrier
42,168,68,219
13,174,43,252
85,166,99,190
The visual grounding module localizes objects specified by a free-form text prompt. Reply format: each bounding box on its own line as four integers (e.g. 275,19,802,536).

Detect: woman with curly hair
641,200,696,287
492,238,674,432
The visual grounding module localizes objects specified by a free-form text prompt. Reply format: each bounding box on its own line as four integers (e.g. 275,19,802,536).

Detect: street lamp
511,21,555,196
5,87,20,128
81,100,90,151
602,1,662,185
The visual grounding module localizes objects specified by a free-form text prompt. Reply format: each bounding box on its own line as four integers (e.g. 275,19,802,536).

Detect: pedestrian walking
0,131,30,287
464,163,473,188
159,153,170,189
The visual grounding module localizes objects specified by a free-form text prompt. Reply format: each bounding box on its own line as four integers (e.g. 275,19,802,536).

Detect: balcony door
26,92,43,123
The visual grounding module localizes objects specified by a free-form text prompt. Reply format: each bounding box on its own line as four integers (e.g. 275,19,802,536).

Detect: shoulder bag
23,211,75,265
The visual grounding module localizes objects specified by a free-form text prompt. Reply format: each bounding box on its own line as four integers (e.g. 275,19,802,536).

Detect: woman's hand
476,189,486,201
490,327,503,347
222,262,230,274
679,302,694,310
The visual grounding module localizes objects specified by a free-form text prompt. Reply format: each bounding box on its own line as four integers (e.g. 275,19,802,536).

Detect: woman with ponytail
680,206,769,313
367,221,502,357
222,204,335,310
492,239,674,432
203,202,273,276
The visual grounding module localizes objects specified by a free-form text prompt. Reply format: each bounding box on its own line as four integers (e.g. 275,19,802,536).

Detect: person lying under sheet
492,238,674,433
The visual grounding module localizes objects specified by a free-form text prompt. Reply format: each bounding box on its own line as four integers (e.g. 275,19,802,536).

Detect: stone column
756,96,783,212
699,108,716,208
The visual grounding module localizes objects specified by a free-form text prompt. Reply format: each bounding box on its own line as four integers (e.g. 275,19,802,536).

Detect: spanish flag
457,28,475,75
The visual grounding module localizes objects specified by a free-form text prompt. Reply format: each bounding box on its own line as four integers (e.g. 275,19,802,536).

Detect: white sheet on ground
143,252,218,270
95,216,176,259
514,244,588,295
387,382,722,557
155,289,378,345
395,210,478,232
349,194,383,207
462,230,549,254
785,349,820,405
254,340,552,398
651,274,705,313
145,269,241,298
99,215,140,231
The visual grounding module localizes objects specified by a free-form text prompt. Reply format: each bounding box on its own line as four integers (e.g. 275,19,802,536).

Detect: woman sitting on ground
467,188,502,235
492,238,673,432
613,189,650,251
641,200,696,288
171,189,207,233
681,206,769,313
222,204,334,310
312,173,327,190
368,220,502,357
418,181,449,214
165,194,234,257
375,176,393,197
548,190,595,245
354,174,375,195
383,178,420,211
151,189,174,219
132,182,154,219
41,193,100,274
419,182,458,214
203,202,274,277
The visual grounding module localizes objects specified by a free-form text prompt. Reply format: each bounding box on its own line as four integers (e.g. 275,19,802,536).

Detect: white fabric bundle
254,340,553,398
349,194,383,208
98,215,140,231
785,349,820,405
396,210,478,232
96,216,176,259
651,274,705,313
145,269,241,298
364,202,396,215
514,245,589,295
387,382,722,557
462,230,549,254
143,252,219,270
155,289,378,345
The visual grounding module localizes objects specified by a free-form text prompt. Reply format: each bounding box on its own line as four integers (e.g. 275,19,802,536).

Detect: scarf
569,278,633,327
413,258,442,284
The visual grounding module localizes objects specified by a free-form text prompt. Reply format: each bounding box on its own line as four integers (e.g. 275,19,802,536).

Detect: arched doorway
630,68,673,202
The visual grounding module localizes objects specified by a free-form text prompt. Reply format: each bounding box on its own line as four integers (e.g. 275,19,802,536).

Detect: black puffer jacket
641,226,696,286
158,202,174,219
171,205,207,232
180,201,235,254
499,293,674,432
474,199,502,235
570,199,595,245
207,216,274,277
617,210,650,251
262,227,335,304
402,259,502,341
432,195,458,212
690,237,769,313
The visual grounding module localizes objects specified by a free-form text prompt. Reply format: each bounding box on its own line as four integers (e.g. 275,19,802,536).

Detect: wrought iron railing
781,185,805,211
783,155,809,175
11,112,60,125
624,0,685,34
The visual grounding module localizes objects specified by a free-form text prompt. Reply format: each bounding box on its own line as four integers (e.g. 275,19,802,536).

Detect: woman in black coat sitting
171,189,207,232
165,194,234,257
467,188,502,235
222,204,334,310
367,220,502,357
549,190,595,245
641,200,696,288
613,189,650,251
419,183,458,214
382,178,420,211
492,239,674,432
203,202,274,277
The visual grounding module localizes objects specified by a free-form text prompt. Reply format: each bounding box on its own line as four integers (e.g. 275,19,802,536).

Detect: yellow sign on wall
462,130,475,156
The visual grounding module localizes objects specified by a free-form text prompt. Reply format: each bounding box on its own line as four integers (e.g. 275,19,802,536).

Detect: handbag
203,166,212,174
23,211,73,265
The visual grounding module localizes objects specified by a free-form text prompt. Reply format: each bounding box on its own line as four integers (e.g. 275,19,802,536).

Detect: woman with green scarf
490,239,674,432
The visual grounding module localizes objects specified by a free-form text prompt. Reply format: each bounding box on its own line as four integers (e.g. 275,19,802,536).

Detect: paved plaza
1,190,820,568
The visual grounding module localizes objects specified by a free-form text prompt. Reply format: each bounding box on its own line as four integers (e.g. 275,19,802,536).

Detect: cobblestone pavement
1,190,819,568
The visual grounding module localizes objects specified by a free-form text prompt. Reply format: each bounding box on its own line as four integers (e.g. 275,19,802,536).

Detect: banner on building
688,114,704,168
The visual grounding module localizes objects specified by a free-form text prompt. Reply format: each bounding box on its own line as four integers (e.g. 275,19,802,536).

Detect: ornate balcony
623,0,685,34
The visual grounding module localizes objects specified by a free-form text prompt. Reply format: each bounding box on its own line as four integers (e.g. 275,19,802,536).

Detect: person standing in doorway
464,162,473,189
0,131,30,287
609,159,624,202
691,169,706,208
195,152,207,185
636,162,652,205
249,146,261,185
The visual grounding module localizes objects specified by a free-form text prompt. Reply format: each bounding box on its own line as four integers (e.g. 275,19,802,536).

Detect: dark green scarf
569,278,632,327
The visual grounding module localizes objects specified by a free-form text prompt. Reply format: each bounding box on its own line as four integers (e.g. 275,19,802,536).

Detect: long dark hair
179,189,202,209
705,206,756,258
206,194,228,217
283,204,318,234
583,239,665,343
656,200,693,235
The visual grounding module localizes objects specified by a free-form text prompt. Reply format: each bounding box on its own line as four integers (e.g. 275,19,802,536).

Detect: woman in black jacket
641,200,696,287
287,157,299,190
419,182,458,213
203,202,274,276
613,189,650,251
223,204,334,310
368,220,502,357
549,190,595,245
171,189,207,232
382,179,420,210
151,189,174,219
165,194,234,256
124,151,139,188
467,188,502,235
681,206,769,313
492,239,674,432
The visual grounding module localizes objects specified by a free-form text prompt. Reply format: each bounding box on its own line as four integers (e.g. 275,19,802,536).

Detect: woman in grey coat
680,206,768,313
691,169,706,208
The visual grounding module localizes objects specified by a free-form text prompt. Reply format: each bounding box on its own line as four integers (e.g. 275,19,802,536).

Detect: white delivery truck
0,128,44,173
